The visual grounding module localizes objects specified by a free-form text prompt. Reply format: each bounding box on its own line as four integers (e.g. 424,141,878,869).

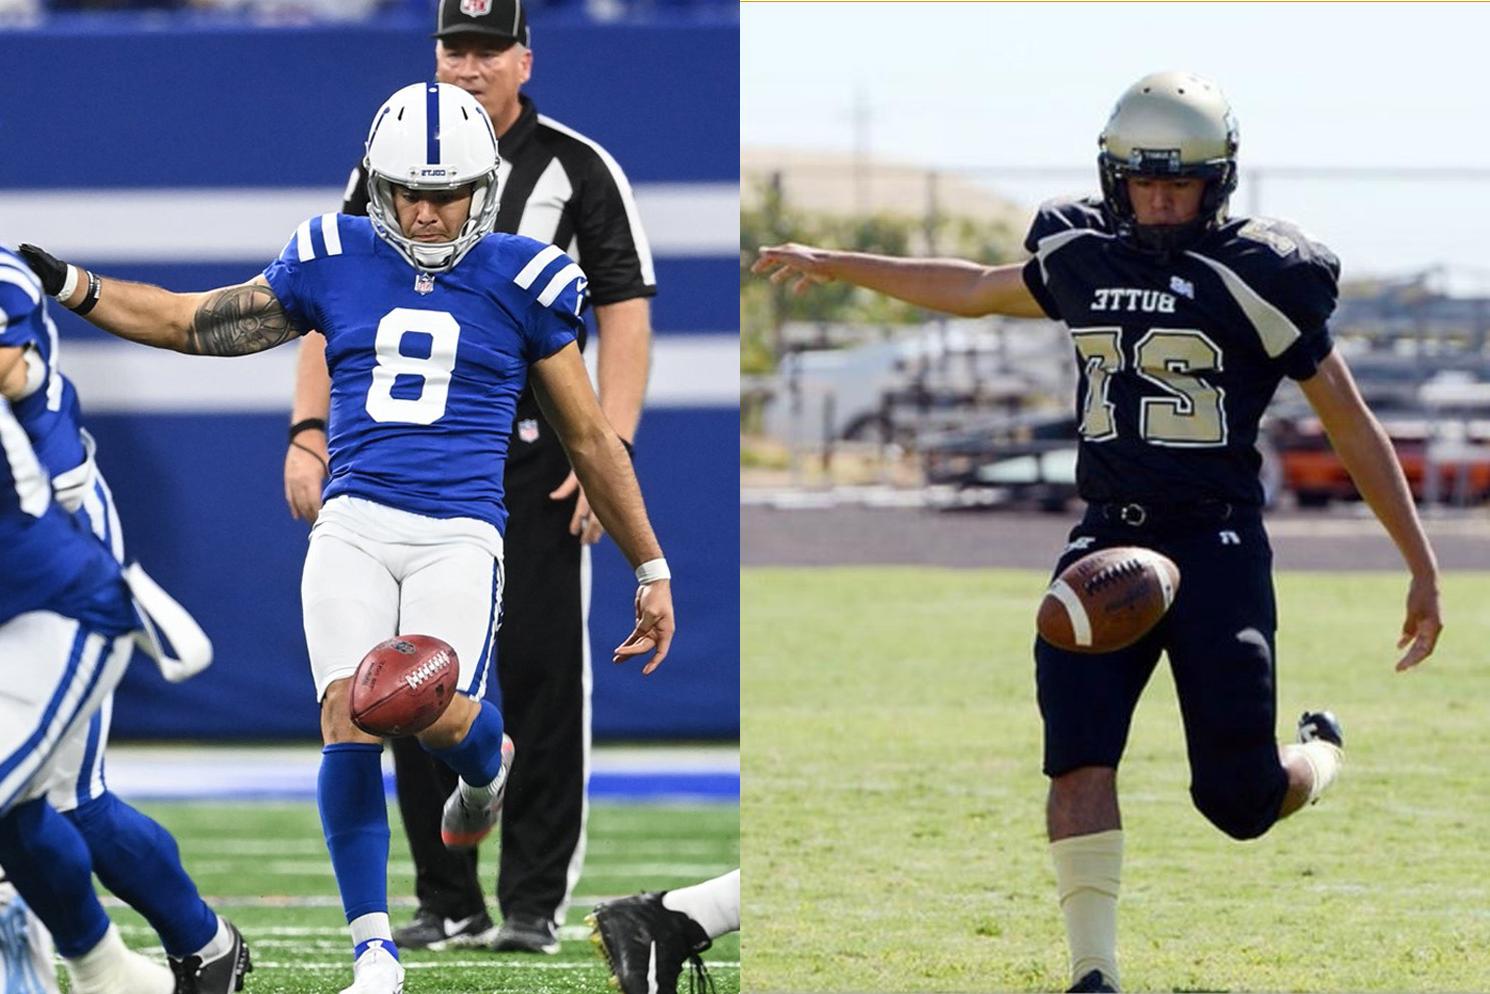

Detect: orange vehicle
1270,399,1490,506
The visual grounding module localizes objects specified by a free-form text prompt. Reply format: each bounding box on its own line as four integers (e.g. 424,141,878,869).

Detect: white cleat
339,942,405,994
63,924,172,994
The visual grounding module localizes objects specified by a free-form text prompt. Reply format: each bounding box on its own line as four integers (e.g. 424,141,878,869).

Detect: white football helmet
364,82,502,272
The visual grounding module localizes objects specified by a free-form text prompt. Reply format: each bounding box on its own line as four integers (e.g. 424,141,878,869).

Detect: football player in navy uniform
21,81,674,994
753,72,1442,992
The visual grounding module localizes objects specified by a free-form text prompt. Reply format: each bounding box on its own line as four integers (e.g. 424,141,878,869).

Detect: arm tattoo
186,284,299,356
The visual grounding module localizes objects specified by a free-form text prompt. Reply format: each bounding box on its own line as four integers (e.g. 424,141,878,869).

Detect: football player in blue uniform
753,72,1442,992
21,81,675,994
0,244,251,994
0,271,195,994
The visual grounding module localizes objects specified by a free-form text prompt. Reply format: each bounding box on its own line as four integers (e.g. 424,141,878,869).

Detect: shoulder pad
1190,216,1341,345
490,236,587,311
1024,196,1110,254
0,252,43,329
276,213,368,266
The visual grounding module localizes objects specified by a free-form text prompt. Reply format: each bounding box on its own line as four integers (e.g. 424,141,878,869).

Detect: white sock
1050,830,1122,990
661,869,740,939
1284,740,1343,804
189,914,232,961
64,923,136,986
460,764,509,806
350,912,393,956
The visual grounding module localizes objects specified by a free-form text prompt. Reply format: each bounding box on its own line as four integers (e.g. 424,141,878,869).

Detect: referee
283,0,656,955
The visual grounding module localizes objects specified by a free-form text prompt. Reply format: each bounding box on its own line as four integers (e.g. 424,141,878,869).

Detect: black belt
1092,499,1247,528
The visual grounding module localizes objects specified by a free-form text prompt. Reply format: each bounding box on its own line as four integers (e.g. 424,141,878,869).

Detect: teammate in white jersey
19,82,674,994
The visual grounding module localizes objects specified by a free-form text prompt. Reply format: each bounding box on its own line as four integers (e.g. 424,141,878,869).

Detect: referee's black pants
390,430,588,925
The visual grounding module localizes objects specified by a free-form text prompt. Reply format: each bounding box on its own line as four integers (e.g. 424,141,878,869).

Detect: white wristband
635,558,671,584
57,264,80,301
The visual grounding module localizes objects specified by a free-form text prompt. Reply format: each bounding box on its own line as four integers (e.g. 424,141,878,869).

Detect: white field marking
235,960,739,971
119,947,739,971
59,335,737,414
0,184,737,259
179,837,732,857
176,860,728,877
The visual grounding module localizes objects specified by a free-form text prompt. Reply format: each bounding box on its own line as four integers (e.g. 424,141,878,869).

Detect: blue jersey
263,215,584,532
0,251,134,633
0,247,88,480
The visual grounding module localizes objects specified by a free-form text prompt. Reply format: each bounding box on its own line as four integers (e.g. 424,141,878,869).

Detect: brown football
349,634,459,737
1037,547,1180,653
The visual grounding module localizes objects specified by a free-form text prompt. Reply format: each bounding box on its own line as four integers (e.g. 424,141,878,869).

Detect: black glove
17,244,68,297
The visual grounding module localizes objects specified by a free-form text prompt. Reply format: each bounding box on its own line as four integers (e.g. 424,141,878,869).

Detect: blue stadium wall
0,18,739,740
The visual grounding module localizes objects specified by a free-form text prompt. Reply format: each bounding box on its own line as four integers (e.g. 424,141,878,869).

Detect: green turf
742,566,1490,993
95,801,738,994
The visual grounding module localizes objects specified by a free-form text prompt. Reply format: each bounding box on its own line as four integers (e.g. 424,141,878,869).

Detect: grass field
95,801,738,994
743,567,1490,993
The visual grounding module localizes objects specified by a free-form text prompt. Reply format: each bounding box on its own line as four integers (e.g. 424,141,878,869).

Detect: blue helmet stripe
426,84,441,165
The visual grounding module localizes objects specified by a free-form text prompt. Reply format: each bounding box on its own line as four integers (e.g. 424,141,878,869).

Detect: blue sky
743,2,1490,280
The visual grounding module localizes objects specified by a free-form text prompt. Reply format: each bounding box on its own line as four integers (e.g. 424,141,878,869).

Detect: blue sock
317,743,390,924
427,699,505,786
0,798,110,957
66,791,217,958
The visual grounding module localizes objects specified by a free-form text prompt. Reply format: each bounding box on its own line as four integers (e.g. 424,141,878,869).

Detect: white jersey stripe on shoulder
0,402,49,517
536,115,656,285
0,264,42,306
1035,228,1105,286
319,213,342,257
294,219,315,263
536,263,584,308
513,244,565,291
1185,251,1301,358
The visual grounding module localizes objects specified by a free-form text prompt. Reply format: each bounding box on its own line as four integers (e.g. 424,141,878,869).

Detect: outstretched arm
1298,350,1442,670
19,245,301,356
531,341,674,673
752,242,1046,318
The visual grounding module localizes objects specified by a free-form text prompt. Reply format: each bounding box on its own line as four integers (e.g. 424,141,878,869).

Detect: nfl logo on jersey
518,418,539,443
414,273,435,295
459,0,491,15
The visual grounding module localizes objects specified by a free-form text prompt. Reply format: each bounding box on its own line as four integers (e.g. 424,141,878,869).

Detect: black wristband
70,271,101,316
289,418,327,442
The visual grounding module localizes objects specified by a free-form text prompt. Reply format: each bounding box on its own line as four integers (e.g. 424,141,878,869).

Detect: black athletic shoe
1298,710,1344,748
170,918,252,994
392,909,496,951
1066,968,1117,993
587,892,713,994
490,915,560,954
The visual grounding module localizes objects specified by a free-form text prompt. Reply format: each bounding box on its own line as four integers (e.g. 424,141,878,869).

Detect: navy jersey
0,254,132,632
1021,197,1338,506
263,215,584,533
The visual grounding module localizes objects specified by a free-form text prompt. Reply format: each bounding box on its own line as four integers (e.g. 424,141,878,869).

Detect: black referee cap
433,0,530,47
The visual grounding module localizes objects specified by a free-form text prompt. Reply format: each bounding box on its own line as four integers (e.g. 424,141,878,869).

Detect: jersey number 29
1073,328,1228,447
365,308,460,425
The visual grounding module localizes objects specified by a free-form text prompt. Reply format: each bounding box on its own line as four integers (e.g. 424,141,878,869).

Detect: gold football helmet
1098,71,1239,253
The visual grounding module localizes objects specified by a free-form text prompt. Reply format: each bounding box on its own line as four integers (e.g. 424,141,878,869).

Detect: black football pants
1034,503,1290,841
390,430,588,924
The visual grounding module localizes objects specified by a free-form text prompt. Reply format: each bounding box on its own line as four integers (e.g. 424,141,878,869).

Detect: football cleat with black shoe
169,919,251,994
587,892,713,994
490,915,559,955
1297,710,1344,748
392,909,496,951
1066,968,1117,993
